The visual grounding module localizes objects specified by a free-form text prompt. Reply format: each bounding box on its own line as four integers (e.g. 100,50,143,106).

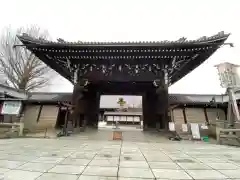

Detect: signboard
182,124,188,132
169,122,175,131
1,101,22,115
190,123,201,139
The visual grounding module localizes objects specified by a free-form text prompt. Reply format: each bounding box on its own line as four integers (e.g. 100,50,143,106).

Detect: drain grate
224,154,232,158
174,159,194,163
124,156,132,160
229,159,240,163
104,154,112,158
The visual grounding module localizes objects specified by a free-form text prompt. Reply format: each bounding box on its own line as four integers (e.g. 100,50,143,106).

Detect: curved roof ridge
17,31,230,46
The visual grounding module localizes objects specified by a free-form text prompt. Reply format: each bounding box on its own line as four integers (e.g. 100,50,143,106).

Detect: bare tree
0,25,52,92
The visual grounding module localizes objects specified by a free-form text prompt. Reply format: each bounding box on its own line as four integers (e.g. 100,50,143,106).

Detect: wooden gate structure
18,32,229,130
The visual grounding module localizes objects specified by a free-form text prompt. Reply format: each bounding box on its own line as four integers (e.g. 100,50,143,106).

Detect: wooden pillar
71,83,84,128
142,92,147,130
142,91,158,129
156,86,169,130
155,72,169,131
85,88,100,128
71,69,87,132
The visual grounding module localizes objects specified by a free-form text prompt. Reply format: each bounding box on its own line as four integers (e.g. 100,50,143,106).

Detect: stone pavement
0,130,240,179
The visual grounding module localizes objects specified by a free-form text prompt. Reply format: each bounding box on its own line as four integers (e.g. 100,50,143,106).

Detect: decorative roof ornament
22,33,28,37
197,36,207,41
217,31,225,37
57,38,66,43
38,37,46,41
177,37,187,43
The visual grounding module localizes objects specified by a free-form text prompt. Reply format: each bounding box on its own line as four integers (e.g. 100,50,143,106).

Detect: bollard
19,122,24,136
44,128,47,138
112,131,122,140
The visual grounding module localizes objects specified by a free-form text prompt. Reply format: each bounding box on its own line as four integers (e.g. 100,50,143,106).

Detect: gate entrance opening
99,95,142,130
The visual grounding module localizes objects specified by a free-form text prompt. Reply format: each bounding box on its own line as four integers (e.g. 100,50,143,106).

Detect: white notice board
182,124,188,132
1,101,22,115
190,123,201,139
169,122,175,131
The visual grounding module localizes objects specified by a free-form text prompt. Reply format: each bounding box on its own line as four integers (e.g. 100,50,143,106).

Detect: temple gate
18,32,229,130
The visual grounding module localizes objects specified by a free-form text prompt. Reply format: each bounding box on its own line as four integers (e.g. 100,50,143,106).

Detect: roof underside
18,32,229,84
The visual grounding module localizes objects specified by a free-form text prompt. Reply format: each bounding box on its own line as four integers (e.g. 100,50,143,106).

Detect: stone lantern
215,62,240,127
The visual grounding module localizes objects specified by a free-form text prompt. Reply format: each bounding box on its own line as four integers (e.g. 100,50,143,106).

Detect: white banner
182,124,188,132
1,101,22,115
169,122,175,131
190,123,201,139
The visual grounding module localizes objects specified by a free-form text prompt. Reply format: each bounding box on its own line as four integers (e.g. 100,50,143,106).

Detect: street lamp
215,62,240,127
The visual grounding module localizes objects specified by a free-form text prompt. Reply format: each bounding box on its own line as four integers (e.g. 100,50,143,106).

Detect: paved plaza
0,129,240,179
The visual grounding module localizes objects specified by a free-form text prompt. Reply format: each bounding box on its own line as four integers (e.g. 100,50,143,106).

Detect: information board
1,101,22,115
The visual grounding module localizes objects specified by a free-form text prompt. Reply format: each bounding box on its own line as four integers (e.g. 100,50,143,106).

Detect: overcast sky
0,0,239,107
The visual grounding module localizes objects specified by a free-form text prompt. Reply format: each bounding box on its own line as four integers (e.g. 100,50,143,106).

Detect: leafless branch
0,25,54,92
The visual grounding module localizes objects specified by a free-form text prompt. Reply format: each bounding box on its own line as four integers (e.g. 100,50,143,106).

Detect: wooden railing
217,128,240,145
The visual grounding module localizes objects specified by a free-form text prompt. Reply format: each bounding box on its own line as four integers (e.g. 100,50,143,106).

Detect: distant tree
117,97,126,109
0,25,52,92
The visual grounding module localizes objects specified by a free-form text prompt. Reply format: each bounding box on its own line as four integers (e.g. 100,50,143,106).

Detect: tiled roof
0,84,27,99
27,92,228,105
28,92,72,102
18,32,229,86
0,83,237,105
168,94,225,104
18,32,229,46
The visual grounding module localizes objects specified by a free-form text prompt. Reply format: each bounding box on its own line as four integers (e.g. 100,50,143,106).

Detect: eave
17,32,229,85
